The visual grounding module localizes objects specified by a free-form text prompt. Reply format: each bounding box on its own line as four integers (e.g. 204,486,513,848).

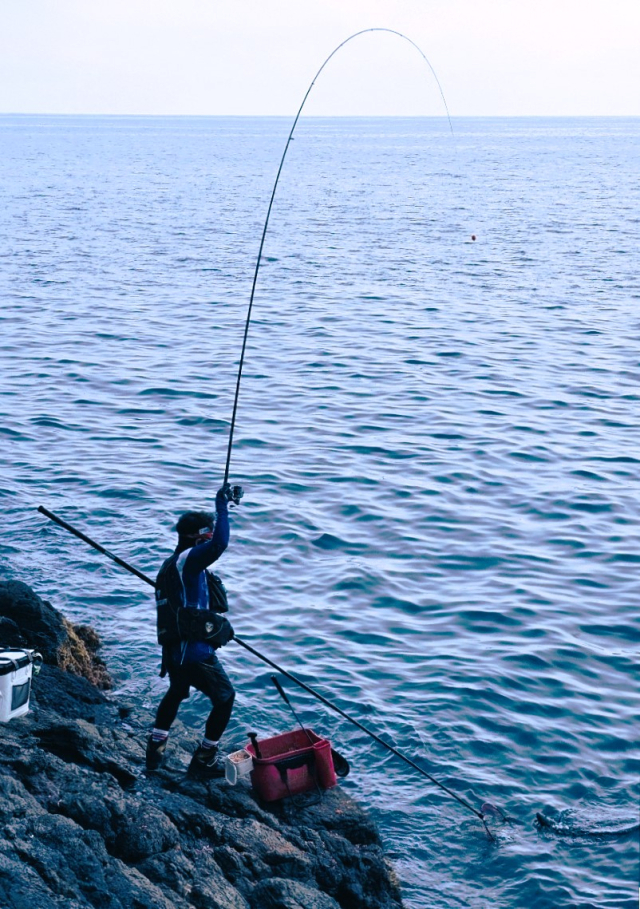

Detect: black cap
175,511,215,538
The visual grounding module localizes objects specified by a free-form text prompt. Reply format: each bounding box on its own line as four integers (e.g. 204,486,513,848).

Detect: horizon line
1,111,638,119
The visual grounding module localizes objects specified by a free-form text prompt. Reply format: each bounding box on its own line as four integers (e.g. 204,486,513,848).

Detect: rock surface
0,583,404,909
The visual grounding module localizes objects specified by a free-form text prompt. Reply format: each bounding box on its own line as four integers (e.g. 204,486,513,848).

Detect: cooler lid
0,650,33,676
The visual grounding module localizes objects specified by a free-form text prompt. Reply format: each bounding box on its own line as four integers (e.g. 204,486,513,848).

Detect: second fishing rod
37,504,496,838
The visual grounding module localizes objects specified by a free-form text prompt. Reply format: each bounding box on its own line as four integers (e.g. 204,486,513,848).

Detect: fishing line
223,27,454,484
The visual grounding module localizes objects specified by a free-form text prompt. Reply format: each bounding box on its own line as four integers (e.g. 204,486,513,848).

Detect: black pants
155,654,235,742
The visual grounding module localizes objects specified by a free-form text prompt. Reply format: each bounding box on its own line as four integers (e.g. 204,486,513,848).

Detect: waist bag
176,609,234,647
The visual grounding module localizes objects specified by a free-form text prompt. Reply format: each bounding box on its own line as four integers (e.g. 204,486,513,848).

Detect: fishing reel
222,484,244,506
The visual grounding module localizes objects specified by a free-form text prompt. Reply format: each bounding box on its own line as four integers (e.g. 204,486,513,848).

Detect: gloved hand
219,483,244,505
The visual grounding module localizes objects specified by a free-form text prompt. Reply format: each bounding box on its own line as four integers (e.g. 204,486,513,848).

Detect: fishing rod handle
247,731,262,759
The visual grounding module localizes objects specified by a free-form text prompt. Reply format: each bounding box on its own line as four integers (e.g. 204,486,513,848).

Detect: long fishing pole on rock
37,505,495,838
222,27,454,485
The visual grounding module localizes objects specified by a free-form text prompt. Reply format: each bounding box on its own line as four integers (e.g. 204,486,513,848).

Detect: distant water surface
1,115,639,908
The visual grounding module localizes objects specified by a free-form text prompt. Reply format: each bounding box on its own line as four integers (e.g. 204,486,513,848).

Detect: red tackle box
246,728,337,802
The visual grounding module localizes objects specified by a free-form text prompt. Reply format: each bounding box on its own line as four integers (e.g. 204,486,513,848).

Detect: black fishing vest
155,555,232,648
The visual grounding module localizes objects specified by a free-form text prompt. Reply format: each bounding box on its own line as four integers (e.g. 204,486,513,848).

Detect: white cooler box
0,649,42,722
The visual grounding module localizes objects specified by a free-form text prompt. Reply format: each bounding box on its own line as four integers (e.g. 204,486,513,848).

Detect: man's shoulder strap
156,553,184,608
155,552,185,647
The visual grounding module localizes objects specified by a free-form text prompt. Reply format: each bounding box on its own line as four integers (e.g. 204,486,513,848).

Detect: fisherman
146,483,242,776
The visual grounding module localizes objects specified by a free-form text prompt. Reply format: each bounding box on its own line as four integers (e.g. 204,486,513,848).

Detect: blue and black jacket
163,491,229,667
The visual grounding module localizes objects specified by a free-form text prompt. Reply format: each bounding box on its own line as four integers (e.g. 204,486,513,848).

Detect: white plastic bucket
224,748,253,785
0,650,42,722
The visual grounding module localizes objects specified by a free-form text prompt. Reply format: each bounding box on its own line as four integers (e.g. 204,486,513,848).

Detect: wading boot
188,744,225,778
146,735,167,771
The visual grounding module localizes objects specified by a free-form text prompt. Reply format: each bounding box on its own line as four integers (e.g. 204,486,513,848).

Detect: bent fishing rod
222,27,454,486
37,504,494,837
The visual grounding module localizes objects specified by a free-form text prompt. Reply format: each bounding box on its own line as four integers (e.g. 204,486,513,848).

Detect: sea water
1,115,638,908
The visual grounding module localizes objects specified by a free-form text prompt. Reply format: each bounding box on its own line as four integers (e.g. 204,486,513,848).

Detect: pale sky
0,0,638,117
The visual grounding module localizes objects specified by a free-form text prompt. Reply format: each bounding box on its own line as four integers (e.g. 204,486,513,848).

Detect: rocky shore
0,581,405,909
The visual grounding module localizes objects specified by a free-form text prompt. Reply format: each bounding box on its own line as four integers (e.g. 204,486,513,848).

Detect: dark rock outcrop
0,583,404,909
0,580,111,689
